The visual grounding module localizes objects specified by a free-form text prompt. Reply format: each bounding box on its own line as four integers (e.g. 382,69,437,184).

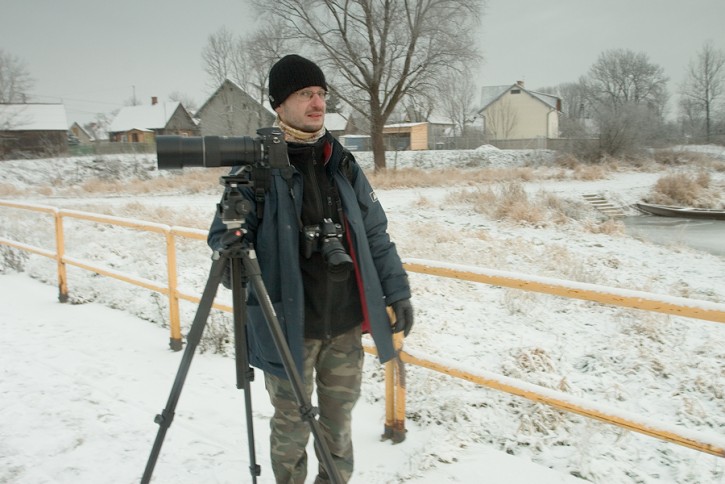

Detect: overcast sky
2,0,724,125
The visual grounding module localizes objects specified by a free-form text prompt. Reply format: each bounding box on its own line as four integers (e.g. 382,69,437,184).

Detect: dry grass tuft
572,164,607,181
647,172,714,207
446,182,592,227
584,219,626,235
0,183,22,197
494,183,544,224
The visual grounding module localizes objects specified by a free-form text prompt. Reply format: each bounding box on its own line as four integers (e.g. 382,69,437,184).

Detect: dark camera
156,127,288,170
302,218,353,276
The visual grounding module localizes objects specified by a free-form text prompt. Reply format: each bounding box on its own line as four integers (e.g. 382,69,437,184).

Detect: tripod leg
230,256,261,481
141,256,226,484
242,248,344,484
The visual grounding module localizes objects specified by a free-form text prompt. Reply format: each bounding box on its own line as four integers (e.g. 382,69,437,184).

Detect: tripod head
218,169,255,230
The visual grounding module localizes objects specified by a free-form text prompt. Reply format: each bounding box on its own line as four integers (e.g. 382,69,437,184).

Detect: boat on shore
634,202,725,221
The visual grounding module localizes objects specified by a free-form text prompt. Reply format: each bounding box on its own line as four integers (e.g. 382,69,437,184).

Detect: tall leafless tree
168,91,199,114
242,20,293,105
252,0,484,170
539,81,591,138
585,49,668,112
582,49,669,157
679,41,725,143
438,70,478,138
0,49,34,103
202,27,245,91
202,22,292,106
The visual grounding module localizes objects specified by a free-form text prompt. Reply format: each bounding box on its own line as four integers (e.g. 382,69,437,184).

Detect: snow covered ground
0,273,584,484
1,144,725,483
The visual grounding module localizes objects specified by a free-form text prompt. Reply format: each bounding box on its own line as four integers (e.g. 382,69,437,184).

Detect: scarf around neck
276,116,326,144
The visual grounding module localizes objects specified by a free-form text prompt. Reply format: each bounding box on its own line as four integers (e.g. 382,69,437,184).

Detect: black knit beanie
268,54,327,109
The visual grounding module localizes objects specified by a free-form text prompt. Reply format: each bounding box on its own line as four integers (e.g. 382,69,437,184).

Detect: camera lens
321,238,353,275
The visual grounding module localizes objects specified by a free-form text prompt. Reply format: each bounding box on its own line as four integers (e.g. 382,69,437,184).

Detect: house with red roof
108,97,198,143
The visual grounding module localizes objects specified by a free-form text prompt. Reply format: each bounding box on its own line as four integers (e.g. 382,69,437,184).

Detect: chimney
151,96,158,105
516,80,524,88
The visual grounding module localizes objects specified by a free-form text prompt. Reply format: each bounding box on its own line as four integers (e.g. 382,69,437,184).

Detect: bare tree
242,20,293,105
585,49,668,111
202,27,243,90
202,22,293,106
252,0,484,170
679,41,725,142
437,70,478,138
582,49,669,156
168,91,199,114
539,81,591,138
0,49,34,103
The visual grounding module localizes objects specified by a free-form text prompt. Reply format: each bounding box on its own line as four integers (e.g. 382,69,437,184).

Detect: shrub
649,173,702,206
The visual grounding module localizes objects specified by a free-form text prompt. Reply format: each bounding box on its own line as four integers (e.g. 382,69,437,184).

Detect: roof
478,84,560,112
196,79,275,118
70,122,95,141
0,104,69,131
385,122,427,129
325,112,348,131
108,102,183,133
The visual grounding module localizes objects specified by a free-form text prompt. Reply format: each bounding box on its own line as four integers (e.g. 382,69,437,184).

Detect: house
0,103,69,159
324,112,359,139
108,97,198,143
339,134,371,152
196,79,275,137
476,81,561,143
382,119,455,151
69,122,94,144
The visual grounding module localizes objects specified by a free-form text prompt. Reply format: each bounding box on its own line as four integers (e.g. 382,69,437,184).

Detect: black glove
392,299,414,337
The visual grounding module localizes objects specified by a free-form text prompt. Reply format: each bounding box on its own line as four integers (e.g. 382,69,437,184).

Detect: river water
622,215,725,257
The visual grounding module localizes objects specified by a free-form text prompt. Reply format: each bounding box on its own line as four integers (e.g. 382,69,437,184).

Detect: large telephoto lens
156,135,263,169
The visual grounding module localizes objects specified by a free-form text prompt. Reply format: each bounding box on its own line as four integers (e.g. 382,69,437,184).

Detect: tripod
141,173,342,484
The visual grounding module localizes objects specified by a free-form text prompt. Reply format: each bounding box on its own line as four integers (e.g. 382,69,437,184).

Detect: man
207,54,414,483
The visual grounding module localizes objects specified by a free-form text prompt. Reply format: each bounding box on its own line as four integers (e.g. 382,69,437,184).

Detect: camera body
302,218,353,275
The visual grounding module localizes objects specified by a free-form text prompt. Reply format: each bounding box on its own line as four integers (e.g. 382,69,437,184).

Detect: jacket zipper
311,148,335,340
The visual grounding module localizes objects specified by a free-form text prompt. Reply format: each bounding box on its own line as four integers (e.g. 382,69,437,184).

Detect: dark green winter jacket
208,131,410,378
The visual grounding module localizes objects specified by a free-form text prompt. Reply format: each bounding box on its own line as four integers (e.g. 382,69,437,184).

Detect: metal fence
1,199,724,458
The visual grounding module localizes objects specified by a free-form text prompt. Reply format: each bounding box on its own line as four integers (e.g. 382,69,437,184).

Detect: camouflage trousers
264,325,364,484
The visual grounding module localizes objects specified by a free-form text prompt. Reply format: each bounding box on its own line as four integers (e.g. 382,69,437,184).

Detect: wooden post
165,230,182,351
54,210,68,303
382,307,407,443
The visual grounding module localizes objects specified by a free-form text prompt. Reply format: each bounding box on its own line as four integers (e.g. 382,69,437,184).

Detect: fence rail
1,199,724,458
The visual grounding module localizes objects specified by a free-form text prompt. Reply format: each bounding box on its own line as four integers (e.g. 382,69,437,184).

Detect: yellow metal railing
1,200,724,458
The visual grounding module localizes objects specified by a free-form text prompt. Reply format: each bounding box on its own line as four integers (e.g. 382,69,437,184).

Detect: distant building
0,103,69,159
196,80,275,137
69,122,94,144
108,97,198,143
382,120,455,151
325,112,358,139
340,134,371,152
476,81,561,143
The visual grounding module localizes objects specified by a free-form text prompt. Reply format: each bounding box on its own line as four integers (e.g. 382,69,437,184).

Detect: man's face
274,86,327,133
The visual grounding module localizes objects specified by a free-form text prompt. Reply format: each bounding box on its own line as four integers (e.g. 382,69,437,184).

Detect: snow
1,145,725,483
0,273,581,483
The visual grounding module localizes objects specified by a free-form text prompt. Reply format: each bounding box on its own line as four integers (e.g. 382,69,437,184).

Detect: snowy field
1,144,725,483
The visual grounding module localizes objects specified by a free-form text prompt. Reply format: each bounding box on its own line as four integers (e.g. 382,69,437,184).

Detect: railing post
393,331,406,442
54,209,68,303
382,308,406,443
165,230,183,351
